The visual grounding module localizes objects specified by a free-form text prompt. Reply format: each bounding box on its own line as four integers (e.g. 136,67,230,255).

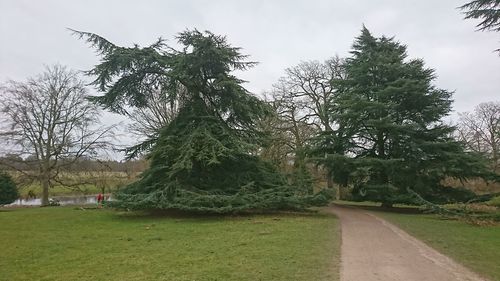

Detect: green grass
377,211,500,280
0,207,339,281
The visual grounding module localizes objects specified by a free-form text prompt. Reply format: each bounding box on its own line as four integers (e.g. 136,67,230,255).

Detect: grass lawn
377,211,500,281
0,207,339,281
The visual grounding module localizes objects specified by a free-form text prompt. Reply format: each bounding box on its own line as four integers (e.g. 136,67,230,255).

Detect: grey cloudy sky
1,0,499,120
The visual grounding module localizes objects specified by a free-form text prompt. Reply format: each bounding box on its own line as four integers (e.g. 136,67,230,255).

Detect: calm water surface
8,194,112,206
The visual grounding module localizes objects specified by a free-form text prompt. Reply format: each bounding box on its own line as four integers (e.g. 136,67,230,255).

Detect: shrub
486,196,500,207
0,171,19,205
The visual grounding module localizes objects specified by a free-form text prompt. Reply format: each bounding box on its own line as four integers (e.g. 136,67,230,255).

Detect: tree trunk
381,202,393,208
338,185,346,200
327,174,333,189
491,138,498,172
41,177,49,206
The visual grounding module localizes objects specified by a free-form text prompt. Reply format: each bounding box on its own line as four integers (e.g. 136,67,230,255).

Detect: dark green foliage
290,164,315,196
309,132,353,189
0,172,18,205
289,151,315,195
75,29,332,213
318,27,493,205
460,0,500,53
460,0,500,32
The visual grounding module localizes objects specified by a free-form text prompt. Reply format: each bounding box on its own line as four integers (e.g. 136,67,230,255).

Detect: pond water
8,194,112,206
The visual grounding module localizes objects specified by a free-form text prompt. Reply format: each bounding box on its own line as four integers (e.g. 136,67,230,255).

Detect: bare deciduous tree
0,65,115,205
457,101,500,172
125,86,185,159
274,57,345,132
259,93,315,170
269,56,346,188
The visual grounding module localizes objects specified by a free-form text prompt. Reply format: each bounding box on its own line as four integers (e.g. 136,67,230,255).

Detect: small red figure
96,193,104,207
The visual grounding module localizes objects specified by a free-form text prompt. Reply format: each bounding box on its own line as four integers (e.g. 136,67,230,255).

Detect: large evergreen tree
320,27,492,206
74,29,331,213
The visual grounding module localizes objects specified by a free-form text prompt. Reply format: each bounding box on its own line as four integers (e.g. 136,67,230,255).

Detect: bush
426,187,477,204
486,196,500,207
443,203,498,214
0,172,19,205
48,198,61,206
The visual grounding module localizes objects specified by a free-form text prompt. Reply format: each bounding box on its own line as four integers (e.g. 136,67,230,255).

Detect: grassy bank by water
0,207,339,281
12,171,135,198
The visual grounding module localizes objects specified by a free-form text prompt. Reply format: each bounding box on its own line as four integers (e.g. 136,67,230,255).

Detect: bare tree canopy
0,65,115,205
457,101,500,172
260,93,316,165
267,57,346,189
272,57,346,133
126,86,185,159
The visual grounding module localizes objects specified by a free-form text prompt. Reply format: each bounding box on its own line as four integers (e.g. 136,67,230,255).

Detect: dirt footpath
330,205,489,281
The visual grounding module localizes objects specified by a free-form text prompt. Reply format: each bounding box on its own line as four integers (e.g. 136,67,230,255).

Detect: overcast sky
1,0,499,150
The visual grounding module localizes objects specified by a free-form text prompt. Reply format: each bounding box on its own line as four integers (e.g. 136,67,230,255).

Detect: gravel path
330,205,489,281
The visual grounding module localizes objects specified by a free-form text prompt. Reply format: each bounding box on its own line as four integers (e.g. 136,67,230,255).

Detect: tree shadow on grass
332,201,423,214
100,207,336,222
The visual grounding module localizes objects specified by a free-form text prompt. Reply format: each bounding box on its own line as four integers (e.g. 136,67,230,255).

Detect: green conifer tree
74,29,332,213
320,27,493,206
